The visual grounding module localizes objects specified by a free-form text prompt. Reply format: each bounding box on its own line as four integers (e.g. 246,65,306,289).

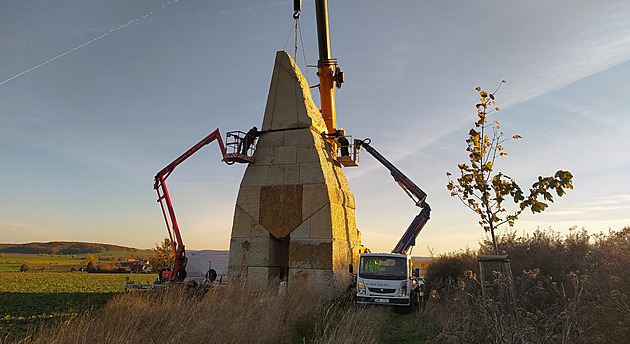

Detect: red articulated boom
153,128,256,284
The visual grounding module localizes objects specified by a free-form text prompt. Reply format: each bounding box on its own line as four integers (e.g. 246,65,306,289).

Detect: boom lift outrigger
153,129,255,284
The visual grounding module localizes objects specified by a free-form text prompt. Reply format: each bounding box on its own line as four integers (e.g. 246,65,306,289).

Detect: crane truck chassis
350,138,430,308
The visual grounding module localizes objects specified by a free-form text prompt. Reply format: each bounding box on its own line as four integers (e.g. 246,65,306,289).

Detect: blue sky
1,0,629,255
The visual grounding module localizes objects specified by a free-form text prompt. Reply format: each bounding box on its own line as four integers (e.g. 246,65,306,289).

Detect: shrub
421,227,630,343
424,247,477,296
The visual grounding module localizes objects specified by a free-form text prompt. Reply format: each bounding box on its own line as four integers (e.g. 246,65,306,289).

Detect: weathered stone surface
245,266,272,290
274,146,297,164
332,237,356,270
252,146,274,165
288,268,345,299
284,128,315,146
259,185,303,239
231,206,253,238
251,220,269,239
291,218,311,239
297,145,320,164
267,165,285,186
259,130,285,148
241,165,269,187
236,186,260,221
330,202,357,240
302,184,331,221
300,163,326,185
283,164,300,184
229,237,272,267
289,239,333,269
309,204,333,239
262,51,326,133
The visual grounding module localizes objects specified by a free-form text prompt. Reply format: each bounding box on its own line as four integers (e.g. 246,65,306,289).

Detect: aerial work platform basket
335,135,359,167
224,130,256,164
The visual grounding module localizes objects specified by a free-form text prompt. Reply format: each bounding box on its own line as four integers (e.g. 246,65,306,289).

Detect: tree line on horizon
0,241,142,255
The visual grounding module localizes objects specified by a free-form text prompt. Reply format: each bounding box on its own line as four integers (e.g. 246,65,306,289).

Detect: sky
1,0,629,255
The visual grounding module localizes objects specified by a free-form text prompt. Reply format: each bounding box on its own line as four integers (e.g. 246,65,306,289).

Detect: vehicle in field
351,138,430,308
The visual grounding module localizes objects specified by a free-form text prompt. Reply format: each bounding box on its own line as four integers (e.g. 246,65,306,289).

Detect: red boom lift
153,129,256,284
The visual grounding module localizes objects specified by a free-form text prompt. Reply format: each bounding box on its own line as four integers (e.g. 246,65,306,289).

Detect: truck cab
355,253,422,306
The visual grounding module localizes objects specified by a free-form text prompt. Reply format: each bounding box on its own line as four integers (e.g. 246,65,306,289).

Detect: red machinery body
153,129,255,283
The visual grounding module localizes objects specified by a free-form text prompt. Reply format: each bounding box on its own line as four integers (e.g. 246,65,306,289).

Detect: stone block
252,147,274,165
231,206,253,238
309,204,333,239
259,185,303,239
228,237,274,267
245,266,272,290
226,265,245,284
236,186,260,221
258,130,284,148
302,184,331,221
284,128,315,146
240,165,269,187
299,163,325,185
289,239,332,269
331,237,355,271
251,221,269,239
291,218,311,239
267,165,285,185
274,145,297,164
330,202,358,240
283,164,299,184
288,268,337,298
297,145,320,164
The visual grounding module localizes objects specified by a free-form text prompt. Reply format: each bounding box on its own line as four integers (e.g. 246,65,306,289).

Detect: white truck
356,253,424,307
351,138,430,308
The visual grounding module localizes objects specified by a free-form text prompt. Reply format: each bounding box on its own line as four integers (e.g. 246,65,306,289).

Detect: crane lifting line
282,16,311,86
0,0,180,86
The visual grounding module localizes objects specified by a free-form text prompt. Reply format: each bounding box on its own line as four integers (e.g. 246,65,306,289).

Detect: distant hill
0,241,145,255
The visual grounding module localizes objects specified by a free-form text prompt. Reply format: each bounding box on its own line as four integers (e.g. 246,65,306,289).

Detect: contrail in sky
0,0,178,86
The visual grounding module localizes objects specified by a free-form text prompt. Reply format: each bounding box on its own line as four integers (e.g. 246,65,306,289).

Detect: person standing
326,129,350,157
242,126,262,155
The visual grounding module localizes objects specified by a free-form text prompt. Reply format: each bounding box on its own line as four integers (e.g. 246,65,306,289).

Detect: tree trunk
490,226,498,255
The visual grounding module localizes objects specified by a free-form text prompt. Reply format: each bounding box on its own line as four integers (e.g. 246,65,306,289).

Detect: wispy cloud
543,194,630,217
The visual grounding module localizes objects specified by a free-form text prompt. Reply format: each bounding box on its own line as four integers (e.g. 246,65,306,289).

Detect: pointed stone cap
262,51,327,133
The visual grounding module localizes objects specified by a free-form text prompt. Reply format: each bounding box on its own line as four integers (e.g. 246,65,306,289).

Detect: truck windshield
359,256,407,280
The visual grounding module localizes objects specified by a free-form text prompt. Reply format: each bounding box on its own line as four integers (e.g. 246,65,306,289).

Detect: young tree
84,253,98,271
150,238,175,272
447,83,573,255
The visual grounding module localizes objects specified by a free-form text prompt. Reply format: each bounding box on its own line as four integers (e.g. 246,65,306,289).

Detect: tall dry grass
8,282,395,344
11,283,321,344
421,227,630,343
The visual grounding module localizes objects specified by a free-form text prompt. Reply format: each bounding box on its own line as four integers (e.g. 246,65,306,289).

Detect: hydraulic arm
355,138,431,254
154,129,253,283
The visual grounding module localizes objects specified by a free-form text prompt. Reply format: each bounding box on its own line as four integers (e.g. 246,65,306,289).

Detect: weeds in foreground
423,227,630,344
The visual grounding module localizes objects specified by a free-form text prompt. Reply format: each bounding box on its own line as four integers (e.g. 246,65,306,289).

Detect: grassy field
0,272,154,342
0,252,152,272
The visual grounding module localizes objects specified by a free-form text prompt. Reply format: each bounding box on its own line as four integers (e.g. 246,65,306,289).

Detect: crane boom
355,138,431,254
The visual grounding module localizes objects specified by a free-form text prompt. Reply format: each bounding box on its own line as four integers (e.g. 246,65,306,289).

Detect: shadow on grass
0,292,119,342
